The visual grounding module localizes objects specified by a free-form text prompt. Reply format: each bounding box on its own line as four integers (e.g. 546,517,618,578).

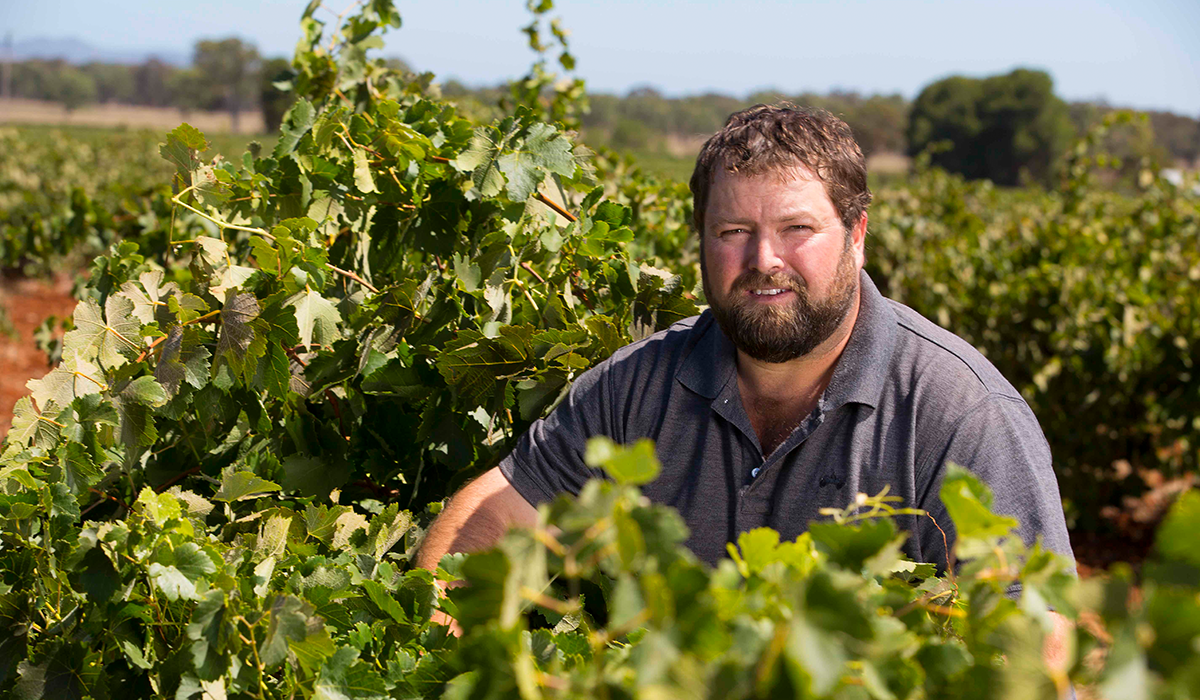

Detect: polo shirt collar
821,270,897,411
676,270,897,410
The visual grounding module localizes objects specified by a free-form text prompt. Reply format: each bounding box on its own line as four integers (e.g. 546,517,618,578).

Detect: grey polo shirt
499,271,1075,574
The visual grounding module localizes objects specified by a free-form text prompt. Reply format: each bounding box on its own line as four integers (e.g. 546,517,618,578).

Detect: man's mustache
730,271,806,294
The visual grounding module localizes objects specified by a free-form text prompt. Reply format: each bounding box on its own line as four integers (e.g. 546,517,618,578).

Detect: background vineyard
0,1,1197,698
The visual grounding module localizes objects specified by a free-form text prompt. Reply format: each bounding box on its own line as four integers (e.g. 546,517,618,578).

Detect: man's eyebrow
711,209,823,225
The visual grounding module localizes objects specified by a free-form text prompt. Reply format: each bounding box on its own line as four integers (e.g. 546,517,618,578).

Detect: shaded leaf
287,289,342,350
213,470,282,503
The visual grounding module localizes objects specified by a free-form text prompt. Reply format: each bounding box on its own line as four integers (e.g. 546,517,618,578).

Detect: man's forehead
712,161,823,187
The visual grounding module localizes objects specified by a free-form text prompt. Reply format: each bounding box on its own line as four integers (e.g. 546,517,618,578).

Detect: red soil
0,273,78,438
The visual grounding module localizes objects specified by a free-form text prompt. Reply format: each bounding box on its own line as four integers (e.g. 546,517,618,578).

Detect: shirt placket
711,383,828,536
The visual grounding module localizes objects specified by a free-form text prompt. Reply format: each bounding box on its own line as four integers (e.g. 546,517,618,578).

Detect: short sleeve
916,393,1077,583
498,361,613,507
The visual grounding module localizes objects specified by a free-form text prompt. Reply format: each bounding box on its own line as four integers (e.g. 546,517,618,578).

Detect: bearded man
417,104,1075,605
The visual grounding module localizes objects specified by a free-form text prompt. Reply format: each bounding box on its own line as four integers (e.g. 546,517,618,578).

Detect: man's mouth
750,288,789,296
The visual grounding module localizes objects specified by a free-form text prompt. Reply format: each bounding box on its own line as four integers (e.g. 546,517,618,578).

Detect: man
417,104,1075,600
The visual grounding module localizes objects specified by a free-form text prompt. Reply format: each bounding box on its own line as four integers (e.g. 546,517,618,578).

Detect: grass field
0,97,266,135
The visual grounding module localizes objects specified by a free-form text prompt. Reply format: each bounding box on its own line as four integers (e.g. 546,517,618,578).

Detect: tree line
4,38,1198,185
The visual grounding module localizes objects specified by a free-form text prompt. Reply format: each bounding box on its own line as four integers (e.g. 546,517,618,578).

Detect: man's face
700,166,866,363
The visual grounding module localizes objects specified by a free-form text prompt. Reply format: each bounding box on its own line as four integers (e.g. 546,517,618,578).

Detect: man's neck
735,292,860,455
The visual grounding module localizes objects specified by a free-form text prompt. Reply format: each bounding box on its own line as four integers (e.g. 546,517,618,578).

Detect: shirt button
751,467,761,478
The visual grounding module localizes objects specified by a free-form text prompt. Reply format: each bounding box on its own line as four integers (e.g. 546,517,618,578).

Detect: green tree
192,37,261,132
907,69,1074,185
133,57,176,107
258,56,295,133
81,62,135,103
50,63,97,112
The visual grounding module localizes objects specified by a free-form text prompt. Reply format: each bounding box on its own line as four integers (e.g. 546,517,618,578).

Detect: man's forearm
415,466,538,572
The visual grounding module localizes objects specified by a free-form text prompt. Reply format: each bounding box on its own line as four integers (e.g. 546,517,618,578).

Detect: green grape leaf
137,488,181,526
262,595,318,668
27,353,105,416
8,397,61,448
939,463,1018,542
212,264,257,297
121,376,168,407
173,542,218,580
63,296,142,369
608,574,644,629
453,127,505,197
281,454,348,498
352,148,378,193
498,122,575,201
155,325,212,398
362,580,408,624
213,470,282,502
732,527,782,576
215,293,260,365
274,98,316,159
287,289,342,351
187,591,233,679
55,441,100,495
160,123,208,190
584,437,660,486
169,293,209,324
809,518,898,572
785,618,847,695
148,563,199,602
314,646,389,700
78,547,121,603
116,400,157,447
290,628,337,677
119,270,178,325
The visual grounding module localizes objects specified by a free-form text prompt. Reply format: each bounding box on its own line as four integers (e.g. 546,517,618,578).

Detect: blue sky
3,0,1198,114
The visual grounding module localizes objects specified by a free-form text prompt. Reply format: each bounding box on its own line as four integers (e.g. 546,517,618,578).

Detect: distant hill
8,37,189,67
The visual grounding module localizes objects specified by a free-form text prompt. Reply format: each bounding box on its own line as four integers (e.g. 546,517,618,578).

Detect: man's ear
851,211,868,267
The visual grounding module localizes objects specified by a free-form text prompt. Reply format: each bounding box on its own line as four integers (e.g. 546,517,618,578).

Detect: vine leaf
155,326,212,399
187,591,233,679
160,122,208,192
213,471,282,502
274,98,316,159
314,646,389,700
115,376,167,447
8,397,60,449
55,441,101,495
262,595,319,668
216,293,261,366
119,270,179,325
435,326,533,406
287,289,342,351
63,296,142,369
352,148,378,193
498,122,575,201
453,127,506,197
281,454,348,498
148,563,199,602
27,352,105,415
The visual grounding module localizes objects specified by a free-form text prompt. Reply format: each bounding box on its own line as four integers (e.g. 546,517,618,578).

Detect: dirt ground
0,97,265,134
0,273,78,437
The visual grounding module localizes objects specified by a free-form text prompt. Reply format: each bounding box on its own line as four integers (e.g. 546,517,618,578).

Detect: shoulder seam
890,309,991,390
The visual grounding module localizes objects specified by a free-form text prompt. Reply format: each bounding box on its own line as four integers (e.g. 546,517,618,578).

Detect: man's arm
415,466,539,572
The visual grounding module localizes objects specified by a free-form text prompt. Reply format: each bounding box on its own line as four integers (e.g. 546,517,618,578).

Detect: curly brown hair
689,103,872,235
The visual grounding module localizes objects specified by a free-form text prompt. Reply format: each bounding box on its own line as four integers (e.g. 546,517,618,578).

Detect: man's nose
746,233,786,273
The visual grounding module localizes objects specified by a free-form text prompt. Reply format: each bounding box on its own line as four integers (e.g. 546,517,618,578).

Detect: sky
2,0,1198,115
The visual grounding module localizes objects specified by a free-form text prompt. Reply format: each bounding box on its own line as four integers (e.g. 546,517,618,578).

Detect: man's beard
702,243,859,364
